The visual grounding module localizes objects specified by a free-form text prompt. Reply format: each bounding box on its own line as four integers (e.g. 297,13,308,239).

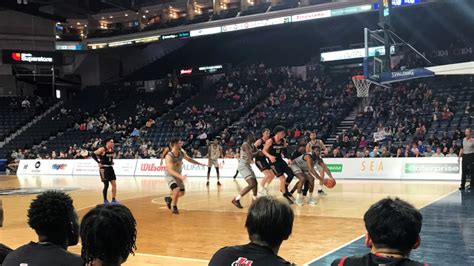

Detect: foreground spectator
331,197,426,266
3,191,83,266
81,204,137,265
209,196,294,265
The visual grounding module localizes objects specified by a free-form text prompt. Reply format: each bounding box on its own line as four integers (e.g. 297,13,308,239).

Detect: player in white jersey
231,133,260,209
164,138,207,214
306,131,328,195
207,139,223,186
290,145,328,206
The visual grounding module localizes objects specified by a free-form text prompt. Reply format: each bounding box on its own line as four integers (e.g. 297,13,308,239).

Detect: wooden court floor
0,175,458,265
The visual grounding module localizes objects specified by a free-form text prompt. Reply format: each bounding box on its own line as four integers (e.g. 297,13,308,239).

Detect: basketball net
352,75,372,97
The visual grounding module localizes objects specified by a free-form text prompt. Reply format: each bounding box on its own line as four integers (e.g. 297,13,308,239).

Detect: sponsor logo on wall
326,164,343,173
404,163,460,174
52,164,67,170
360,160,384,173
139,163,166,172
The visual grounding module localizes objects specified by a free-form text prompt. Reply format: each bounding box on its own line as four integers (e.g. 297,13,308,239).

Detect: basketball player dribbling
306,131,329,195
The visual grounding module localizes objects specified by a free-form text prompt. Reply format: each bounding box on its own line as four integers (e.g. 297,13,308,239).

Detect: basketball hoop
352,75,372,97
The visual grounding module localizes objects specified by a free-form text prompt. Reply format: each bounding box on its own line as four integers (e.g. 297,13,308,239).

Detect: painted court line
303,189,459,265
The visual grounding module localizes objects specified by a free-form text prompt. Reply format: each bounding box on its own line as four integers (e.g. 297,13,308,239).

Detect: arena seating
0,86,128,159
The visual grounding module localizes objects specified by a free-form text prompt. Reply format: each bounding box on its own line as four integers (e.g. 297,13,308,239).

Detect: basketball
324,178,336,189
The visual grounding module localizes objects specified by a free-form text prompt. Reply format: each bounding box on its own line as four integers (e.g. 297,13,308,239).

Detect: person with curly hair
80,204,137,266
3,191,83,266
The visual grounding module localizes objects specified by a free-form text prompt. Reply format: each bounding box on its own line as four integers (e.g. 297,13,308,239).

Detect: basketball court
0,175,460,265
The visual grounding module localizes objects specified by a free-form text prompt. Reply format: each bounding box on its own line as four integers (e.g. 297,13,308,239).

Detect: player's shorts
255,156,271,171
209,159,219,168
290,164,306,175
270,158,291,177
165,174,185,192
99,167,116,182
237,164,256,180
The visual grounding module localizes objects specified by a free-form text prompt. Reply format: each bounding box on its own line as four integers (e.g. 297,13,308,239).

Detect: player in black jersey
254,128,275,196
263,126,294,203
91,138,118,204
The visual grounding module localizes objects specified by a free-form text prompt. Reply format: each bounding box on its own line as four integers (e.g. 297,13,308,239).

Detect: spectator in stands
331,197,425,266
424,146,434,157
80,204,137,266
369,146,381,158
209,196,294,266
358,136,368,150
411,143,421,158
21,98,31,108
145,118,155,128
3,191,82,266
381,146,391,157
417,141,427,155
432,147,445,157
446,147,457,157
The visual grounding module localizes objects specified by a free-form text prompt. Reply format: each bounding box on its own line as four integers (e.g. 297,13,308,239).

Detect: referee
458,128,473,190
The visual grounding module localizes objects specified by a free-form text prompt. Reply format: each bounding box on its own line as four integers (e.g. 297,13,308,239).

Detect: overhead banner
18,157,461,181
377,68,435,84
2,50,62,65
321,46,396,62
291,10,331,22
221,17,290,33
190,27,221,37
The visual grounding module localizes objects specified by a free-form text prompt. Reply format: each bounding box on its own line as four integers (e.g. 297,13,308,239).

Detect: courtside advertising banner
72,159,137,176
18,158,461,181
18,159,74,175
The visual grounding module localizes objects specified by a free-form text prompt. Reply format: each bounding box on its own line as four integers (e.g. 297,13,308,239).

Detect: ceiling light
109,15,113,18
145,10,149,13
142,15,146,18
76,22,81,25
125,13,128,16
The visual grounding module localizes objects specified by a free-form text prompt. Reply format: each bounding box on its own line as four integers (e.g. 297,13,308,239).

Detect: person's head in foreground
81,204,137,266
209,196,295,266
2,191,83,266
331,197,426,266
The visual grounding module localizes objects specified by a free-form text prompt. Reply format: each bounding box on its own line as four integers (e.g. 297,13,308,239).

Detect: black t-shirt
209,243,294,266
331,253,427,266
3,242,84,266
0,243,13,263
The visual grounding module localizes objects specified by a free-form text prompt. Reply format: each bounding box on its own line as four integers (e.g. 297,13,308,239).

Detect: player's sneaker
258,188,267,196
308,198,318,206
103,199,109,204
172,206,179,214
206,181,209,186
295,198,304,206
164,196,172,209
111,198,119,204
217,181,222,186
318,189,327,195
283,193,294,204
231,199,243,209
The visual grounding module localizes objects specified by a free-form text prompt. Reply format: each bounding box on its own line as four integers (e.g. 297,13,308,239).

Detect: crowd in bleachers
3,66,473,165
326,80,472,158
